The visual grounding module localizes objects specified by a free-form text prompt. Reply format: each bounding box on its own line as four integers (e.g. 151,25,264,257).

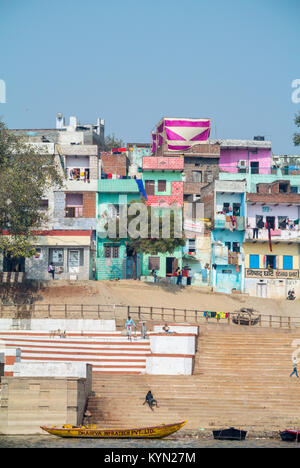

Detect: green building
96,179,142,280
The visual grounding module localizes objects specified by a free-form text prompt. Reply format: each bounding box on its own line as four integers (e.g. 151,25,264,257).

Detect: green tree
110,199,185,279
293,111,300,146
0,119,63,261
102,133,125,152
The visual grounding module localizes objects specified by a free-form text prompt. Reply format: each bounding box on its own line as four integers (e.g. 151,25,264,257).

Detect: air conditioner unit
237,160,248,167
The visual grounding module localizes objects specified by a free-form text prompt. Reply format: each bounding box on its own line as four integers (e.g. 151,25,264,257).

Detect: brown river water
0,434,299,449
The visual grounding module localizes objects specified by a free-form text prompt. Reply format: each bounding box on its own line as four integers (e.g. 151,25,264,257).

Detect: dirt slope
33,279,299,317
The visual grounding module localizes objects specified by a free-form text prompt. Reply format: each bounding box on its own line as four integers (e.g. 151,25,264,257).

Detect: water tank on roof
253,136,265,141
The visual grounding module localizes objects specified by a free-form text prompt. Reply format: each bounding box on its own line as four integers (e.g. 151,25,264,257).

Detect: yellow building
243,242,300,298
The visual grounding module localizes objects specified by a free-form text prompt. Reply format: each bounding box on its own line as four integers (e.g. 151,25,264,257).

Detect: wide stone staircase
84,325,300,432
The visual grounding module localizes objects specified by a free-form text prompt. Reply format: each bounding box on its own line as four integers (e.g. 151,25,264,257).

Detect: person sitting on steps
143,390,159,411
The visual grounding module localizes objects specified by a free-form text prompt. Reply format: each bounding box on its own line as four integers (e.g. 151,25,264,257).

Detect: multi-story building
218,137,272,175
96,179,142,280
244,180,300,298
201,179,246,294
141,151,184,280
1,115,103,281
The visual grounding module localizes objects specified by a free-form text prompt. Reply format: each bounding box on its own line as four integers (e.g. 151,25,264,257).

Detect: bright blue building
202,179,247,294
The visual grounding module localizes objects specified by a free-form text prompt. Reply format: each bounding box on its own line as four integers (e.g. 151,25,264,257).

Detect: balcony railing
246,226,300,241
65,206,83,218
219,165,300,176
214,214,245,230
66,167,90,182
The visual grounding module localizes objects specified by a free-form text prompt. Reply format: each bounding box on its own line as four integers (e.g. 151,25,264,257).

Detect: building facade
201,179,246,294
244,180,300,298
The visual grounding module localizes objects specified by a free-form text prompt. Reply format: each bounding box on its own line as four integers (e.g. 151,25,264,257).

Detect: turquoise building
202,179,247,294
96,179,142,280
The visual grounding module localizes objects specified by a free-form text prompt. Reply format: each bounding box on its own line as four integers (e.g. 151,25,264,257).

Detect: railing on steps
0,303,299,330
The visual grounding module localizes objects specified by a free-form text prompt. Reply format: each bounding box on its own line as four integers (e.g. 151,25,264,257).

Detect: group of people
151,267,192,285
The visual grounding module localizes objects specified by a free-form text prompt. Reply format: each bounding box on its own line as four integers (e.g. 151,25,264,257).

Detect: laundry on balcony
225,215,237,231
228,251,238,265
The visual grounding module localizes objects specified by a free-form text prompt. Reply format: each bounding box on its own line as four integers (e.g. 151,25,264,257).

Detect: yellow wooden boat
41,420,186,439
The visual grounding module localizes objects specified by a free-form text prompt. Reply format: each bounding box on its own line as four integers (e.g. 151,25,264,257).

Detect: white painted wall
146,356,193,375
0,319,116,331
149,334,196,355
13,361,91,378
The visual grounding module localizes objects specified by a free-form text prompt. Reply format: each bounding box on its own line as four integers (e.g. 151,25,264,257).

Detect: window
266,255,276,269
279,183,288,193
65,193,83,218
283,255,293,270
249,254,259,269
49,248,64,266
145,180,155,196
233,203,241,216
223,203,230,213
232,242,240,253
256,215,264,228
250,161,259,174
104,243,120,258
148,256,160,271
192,171,202,182
157,180,167,192
187,239,196,253
225,241,231,250
278,216,288,230
266,216,275,229
291,186,298,193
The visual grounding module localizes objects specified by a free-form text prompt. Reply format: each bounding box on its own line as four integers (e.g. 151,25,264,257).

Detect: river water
0,434,299,449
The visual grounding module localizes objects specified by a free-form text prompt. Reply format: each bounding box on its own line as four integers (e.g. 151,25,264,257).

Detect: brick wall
101,154,129,176
82,192,96,218
247,192,300,204
256,181,291,194
184,157,219,195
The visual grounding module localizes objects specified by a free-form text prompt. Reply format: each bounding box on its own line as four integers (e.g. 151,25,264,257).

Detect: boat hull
213,428,247,441
41,420,186,439
280,430,300,442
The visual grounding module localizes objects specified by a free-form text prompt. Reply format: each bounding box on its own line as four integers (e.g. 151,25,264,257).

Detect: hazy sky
0,0,299,153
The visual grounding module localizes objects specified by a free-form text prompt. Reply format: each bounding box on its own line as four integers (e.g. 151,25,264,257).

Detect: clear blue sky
0,0,299,153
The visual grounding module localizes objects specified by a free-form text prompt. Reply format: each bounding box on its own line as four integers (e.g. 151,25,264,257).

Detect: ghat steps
84,327,300,431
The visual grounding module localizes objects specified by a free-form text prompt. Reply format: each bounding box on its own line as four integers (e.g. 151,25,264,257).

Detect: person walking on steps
290,357,299,378
125,316,136,342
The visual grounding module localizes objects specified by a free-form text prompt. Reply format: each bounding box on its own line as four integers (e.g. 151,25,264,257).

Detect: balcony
214,214,245,230
65,206,83,218
143,156,184,171
246,226,300,242
213,244,243,266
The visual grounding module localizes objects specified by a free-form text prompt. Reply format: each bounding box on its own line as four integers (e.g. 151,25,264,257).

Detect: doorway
257,282,267,298
166,257,178,276
68,249,80,273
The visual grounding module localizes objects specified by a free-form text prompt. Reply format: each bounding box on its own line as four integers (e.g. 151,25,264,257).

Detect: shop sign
246,268,299,279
